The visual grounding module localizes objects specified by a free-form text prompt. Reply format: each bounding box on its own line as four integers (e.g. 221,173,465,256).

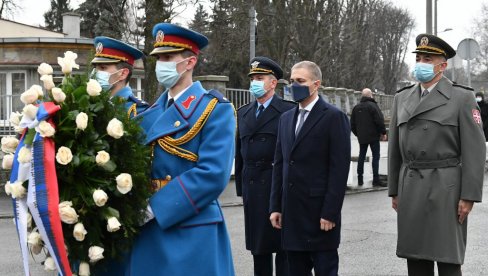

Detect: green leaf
99,160,116,172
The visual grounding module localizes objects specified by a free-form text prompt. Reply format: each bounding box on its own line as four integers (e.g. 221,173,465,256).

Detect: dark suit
270,96,351,276
236,95,295,276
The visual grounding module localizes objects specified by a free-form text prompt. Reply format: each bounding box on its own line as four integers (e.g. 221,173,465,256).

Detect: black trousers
407,259,462,276
253,251,287,276
287,250,338,276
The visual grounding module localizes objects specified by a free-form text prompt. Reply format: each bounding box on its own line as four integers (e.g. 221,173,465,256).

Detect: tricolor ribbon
12,102,72,276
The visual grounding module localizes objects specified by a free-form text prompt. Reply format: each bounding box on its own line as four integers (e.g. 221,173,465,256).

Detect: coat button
165,175,172,181
423,125,428,130
250,139,254,143
250,180,254,185
261,137,266,141
289,182,293,187
409,173,413,177
174,121,181,127
290,160,294,165
421,151,426,155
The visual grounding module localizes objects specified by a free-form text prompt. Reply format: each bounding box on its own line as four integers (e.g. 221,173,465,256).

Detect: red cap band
154,35,200,54
95,47,135,65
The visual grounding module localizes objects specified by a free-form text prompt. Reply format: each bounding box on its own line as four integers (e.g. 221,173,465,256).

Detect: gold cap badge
156,30,165,44
251,61,260,69
420,36,429,46
96,42,103,54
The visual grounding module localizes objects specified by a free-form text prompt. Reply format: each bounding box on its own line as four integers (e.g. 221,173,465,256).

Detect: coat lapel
240,101,257,135
401,84,421,119
292,97,328,150
411,77,451,119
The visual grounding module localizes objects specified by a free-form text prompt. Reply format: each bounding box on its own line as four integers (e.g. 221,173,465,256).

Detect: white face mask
476,97,483,102
155,58,190,89
92,69,122,91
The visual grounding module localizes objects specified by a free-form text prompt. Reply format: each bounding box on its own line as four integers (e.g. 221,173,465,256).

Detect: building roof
0,18,65,38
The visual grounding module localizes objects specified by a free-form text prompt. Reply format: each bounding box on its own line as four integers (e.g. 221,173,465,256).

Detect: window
0,71,26,135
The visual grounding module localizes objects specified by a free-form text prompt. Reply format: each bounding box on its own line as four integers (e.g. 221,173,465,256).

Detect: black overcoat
235,95,295,254
270,96,351,251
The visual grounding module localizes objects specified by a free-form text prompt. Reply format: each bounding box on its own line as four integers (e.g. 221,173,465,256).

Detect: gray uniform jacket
388,76,485,264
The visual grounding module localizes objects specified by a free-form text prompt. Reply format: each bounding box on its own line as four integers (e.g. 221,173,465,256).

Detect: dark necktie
295,109,308,136
167,98,174,109
421,89,429,98
256,105,265,118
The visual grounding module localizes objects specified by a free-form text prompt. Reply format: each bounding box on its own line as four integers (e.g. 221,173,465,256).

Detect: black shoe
372,180,387,187
358,176,363,186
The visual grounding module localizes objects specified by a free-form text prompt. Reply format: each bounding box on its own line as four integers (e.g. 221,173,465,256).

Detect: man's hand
270,212,282,229
392,196,398,212
458,199,474,224
320,218,336,231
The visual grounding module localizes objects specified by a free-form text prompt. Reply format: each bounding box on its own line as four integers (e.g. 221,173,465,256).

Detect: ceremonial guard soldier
91,36,148,117
127,23,236,275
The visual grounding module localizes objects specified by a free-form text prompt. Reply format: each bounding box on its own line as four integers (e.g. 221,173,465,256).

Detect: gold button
174,121,181,127
165,175,172,181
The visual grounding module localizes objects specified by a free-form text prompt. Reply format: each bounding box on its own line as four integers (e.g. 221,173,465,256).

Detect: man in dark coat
475,92,488,140
236,56,295,276
270,61,351,276
389,34,485,276
350,88,387,186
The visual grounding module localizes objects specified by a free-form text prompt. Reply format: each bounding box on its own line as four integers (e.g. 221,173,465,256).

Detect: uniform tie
167,98,174,109
256,105,265,118
421,89,429,98
295,109,308,136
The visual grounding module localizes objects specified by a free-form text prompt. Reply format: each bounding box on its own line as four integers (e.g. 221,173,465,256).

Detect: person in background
235,56,295,276
91,36,148,117
388,33,485,276
350,88,387,187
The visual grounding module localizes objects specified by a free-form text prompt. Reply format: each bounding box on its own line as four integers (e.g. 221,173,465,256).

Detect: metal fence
224,88,254,109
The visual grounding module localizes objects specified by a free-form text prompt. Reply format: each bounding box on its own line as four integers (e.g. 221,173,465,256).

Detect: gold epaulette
156,98,219,162
127,103,137,119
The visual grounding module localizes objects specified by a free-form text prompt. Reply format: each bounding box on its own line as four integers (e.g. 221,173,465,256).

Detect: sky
7,0,487,68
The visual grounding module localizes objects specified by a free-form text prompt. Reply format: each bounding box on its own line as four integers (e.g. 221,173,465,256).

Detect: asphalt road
2,180,488,275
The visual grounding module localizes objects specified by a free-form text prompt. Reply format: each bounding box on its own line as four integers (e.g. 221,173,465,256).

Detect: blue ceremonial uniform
112,86,149,118
128,81,236,275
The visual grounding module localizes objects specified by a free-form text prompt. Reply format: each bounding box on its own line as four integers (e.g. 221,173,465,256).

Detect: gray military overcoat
388,76,485,264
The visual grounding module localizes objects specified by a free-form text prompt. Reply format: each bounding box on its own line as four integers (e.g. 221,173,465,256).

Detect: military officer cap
91,36,144,66
150,23,209,56
413,33,456,59
248,56,283,80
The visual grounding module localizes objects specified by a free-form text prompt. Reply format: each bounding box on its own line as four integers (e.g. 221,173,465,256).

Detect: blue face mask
290,83,311,102
249,80,267,98
155,59,188,89
412,62,443,83
94,69,122,91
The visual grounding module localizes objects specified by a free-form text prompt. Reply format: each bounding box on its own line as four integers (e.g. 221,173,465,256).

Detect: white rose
73,222,88,242
1,136,19,154
4,181,11,196
40,74,55,91
88,246,104,263
23,104,39,119
15,126,25,134
10,181,26,199
106,118,124,139
86,79,102,97
44,256,56,271
59,201,78,224
52,87,66,103
31,84,44,97
92,189,108,207
76,112,88,131
20,88,39,105
2,154,13,169
79,262,90,276
56,146,73,165
95,151,110,165
116,173,132,194
107,217,121,232
17,146,31,164
31,243,43,255
37,63,53,76
36,121,56,138
27,231,42,247
27,212,32,228
58,51,79,74
9,111,22,126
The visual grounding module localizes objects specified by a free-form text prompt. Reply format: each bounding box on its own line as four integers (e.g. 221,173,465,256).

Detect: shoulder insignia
453,83,474,91
128,95,149,107
206,89,230,103
396,84,415,94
